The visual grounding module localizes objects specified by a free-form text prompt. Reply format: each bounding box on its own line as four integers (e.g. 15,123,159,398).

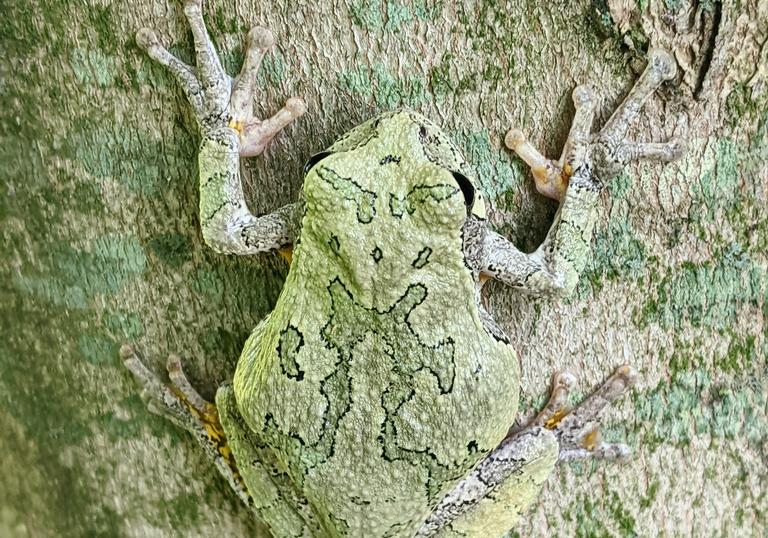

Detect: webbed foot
525,365,638,461
135,1,305,155
506,50,685,201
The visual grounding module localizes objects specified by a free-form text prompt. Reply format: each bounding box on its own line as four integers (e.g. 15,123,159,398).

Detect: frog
122,1,685,536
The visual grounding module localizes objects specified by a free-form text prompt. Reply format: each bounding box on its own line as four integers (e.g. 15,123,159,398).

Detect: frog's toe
528,370,577,428
559,441,631,462
238,98,307,157
247,25,275,50
504,128,567,201
648,48,677,82
135,28,160,50
182,0,203,12
165,353,215,414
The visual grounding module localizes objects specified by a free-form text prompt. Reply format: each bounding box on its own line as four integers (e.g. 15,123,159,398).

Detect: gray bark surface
1,1,765,536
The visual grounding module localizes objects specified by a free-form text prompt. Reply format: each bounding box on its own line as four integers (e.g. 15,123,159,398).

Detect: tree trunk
1,0,765,536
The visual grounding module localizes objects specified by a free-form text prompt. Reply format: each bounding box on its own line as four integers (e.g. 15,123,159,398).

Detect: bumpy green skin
232,112,520,536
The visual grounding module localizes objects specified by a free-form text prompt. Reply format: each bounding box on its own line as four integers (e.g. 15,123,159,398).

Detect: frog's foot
529,365,638,462
120,344,216,431
505,49,684,201
229,27,306,157
120,344,252,506
135,1,305,153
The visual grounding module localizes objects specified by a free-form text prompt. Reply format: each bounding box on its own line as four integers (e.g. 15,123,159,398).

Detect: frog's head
303,110,486,229
299,110,486,297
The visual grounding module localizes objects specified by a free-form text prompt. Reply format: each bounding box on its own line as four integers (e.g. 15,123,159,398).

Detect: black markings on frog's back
260,273,482,514
267,278,461,470
264,412,306,447
316,166,376,224
328,234,341,255
329,514,350,537
277,325,305,381
389,184,459,218
412,246,432,268
379,379,482,501
379,154,401,165
319,277,480,501
371,246,383,263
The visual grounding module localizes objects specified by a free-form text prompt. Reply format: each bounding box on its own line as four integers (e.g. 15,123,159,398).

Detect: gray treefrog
122,1,684,536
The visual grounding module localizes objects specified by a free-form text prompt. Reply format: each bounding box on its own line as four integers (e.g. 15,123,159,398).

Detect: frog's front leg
482,50,684,297
136,0,305,256
417,366,637,538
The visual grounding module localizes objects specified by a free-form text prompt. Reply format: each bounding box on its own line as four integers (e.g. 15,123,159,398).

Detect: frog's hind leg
120,344,254,510
216,385,320,537
122,344,318,535
416,427,559,537
417,365,637,537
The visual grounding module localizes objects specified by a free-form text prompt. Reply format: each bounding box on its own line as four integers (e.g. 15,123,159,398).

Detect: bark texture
1,0,766,536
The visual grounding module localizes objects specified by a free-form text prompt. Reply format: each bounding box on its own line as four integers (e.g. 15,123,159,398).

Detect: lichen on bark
1,0,765,536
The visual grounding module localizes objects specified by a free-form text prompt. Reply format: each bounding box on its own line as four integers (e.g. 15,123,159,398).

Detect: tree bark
1,0,765,536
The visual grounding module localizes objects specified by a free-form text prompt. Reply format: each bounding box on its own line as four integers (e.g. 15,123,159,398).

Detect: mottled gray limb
417,366,636,536
136,2,306,256
198,128,302,254
417,428,558,537
121,344,195,432
481,229,567,296
120,345,255,510
481,167,600,297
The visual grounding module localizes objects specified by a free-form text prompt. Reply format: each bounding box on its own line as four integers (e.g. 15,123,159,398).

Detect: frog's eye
452,171,475,211
304,151,333,174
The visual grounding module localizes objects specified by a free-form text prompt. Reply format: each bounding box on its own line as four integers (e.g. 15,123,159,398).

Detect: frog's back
233,111,518,536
